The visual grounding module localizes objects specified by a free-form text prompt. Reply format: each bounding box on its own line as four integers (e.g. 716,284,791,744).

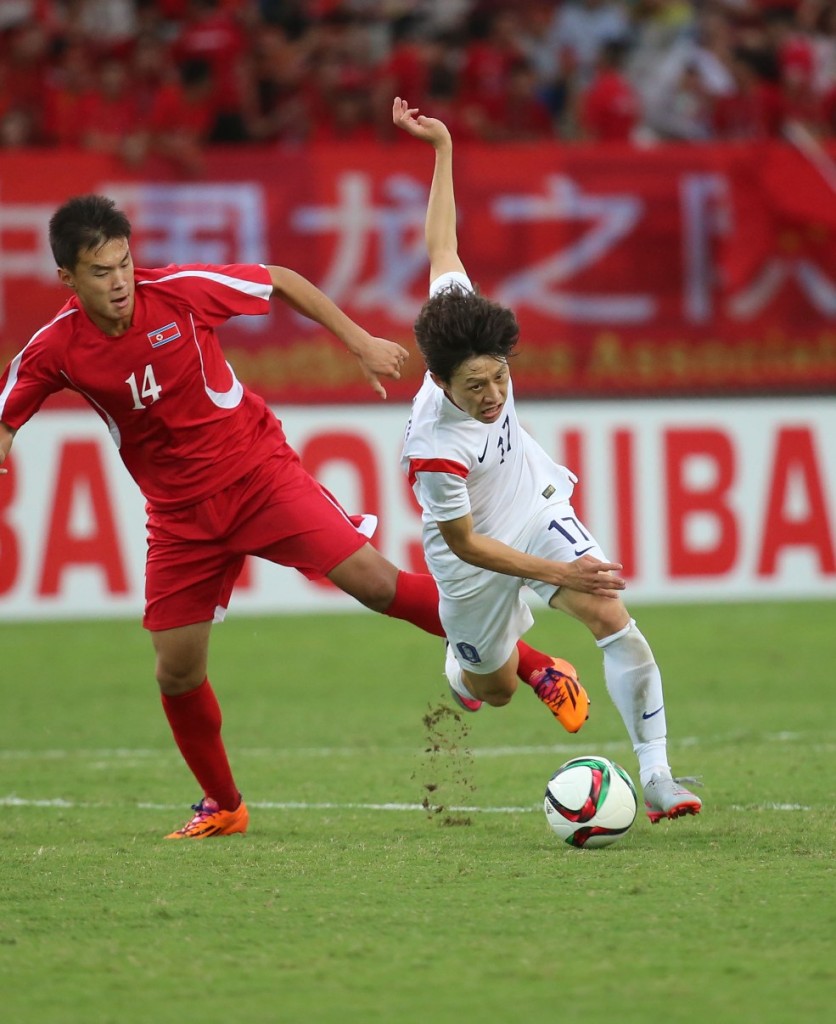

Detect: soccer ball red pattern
544,756,637,848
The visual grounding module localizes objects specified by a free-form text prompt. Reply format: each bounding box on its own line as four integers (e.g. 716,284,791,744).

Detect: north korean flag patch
147,322,181,348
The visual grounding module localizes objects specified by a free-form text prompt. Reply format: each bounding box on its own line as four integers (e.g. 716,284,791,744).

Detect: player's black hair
49,194,132,270
413,285,519,383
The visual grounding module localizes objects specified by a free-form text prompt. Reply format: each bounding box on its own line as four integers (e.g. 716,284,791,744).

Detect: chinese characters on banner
0,141,834,403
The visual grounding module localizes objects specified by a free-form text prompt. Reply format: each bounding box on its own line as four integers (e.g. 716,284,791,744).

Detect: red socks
160,678,240,811
515,640,555,686
384,570,445,636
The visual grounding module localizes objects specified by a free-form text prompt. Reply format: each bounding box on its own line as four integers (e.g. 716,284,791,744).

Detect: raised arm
265,265,408,401
392,97,466,282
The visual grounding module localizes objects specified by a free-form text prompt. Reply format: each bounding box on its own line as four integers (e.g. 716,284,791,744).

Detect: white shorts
440,500,607,675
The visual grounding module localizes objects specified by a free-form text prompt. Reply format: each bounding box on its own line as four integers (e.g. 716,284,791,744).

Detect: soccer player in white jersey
393,97,701,823
0,194,594,838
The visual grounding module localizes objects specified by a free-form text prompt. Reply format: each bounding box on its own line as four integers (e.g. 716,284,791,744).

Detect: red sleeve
0,315,70,430
407,457,469,488
137,264,273,326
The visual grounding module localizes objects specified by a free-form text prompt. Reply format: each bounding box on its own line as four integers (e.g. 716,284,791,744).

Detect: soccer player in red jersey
0,194,576,838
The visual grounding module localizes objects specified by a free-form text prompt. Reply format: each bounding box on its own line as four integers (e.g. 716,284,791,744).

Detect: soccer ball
544,756,637,849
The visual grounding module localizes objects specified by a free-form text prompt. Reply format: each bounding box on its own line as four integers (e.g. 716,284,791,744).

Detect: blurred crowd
1,0,835,174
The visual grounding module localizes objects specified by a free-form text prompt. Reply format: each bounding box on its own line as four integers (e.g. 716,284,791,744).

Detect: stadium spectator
238,22,310,143
128,29,177,127
143,56,218,175
624,0,697,116
80,56,146,162
0,106,33,148
513,0,572,122
459,7,525,102
293,6,381,139
170,0,249,140
372,25,465,140
308,75,378,142
1,4,835,165
41,38,93,146
762,2,828,130
545,0,631,91
640,5,738,140
579,37,641,140
645,57,717,140
712,45,786,137
465,56,555,141
0,17,49,143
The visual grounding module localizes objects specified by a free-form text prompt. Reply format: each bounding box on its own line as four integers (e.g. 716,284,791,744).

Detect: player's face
437,355,510,424
58,237,135,336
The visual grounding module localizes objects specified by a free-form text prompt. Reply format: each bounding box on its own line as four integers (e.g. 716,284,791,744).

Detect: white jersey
400,272,577,582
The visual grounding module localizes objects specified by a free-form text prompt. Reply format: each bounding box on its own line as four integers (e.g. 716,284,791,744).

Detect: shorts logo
147,322,181,348
456,641,482,665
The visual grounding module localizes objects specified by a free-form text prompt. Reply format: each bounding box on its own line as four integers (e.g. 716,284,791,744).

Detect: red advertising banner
1,141,834,403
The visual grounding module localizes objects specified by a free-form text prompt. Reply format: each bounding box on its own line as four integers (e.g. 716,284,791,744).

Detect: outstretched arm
266,265,408,401
438,513,626,599
0,422,14,475
392,97,466,283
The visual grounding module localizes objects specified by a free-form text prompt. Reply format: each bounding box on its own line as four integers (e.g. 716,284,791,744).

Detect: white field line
0,733,824,814
0,795,535,814
0,731,813,763
0,796,814,813
0,743,620,760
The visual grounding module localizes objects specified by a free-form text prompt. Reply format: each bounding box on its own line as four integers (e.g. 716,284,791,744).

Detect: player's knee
471,673,517,707
357,574,398,613
484,690,513,707
328,550,398,612
155,657,205,696
584,600,631,642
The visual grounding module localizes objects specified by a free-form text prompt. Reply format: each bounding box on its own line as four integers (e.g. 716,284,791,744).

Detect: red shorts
143,446,369,632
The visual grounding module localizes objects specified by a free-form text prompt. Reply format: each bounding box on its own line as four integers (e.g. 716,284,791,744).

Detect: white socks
596,619,672,788
445,643,477,701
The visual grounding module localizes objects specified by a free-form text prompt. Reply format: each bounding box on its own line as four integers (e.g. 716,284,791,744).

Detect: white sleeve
429,271,473,298
414,467,472,523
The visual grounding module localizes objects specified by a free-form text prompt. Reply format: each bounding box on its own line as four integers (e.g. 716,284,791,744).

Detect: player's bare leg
327,544,448,637
152,621,211,695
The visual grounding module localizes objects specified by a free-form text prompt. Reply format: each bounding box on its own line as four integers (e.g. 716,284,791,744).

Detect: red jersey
147,81,217,141
0,263,285,511
580,71,639,142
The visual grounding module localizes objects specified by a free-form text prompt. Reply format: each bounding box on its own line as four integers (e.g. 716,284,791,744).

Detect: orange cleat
165,797,249,839
529,659,590,733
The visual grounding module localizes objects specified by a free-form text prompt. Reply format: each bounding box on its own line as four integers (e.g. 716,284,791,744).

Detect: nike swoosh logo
477,438,489,463
574,545,594,557
642,706,664,720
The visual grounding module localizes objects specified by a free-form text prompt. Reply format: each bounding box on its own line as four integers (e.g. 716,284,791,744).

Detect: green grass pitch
1,601,834,1024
